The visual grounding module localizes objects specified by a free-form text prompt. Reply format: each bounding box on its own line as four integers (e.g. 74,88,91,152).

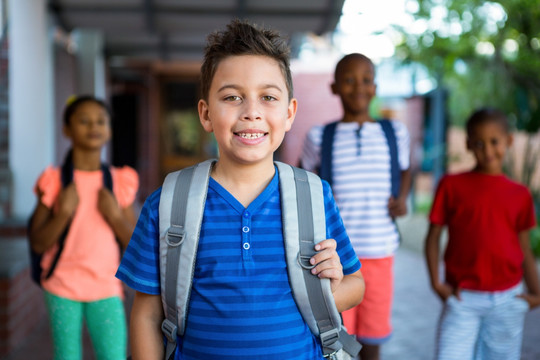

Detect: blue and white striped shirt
117,169,360,359
301,120,410,258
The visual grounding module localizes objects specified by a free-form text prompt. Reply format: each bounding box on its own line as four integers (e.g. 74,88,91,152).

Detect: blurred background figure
28,96,139,359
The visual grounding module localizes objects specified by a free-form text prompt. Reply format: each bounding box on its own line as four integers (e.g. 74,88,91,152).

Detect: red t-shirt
429,171,536,291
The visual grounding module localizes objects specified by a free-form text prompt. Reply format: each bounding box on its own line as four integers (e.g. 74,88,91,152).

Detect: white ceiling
48,0,346,62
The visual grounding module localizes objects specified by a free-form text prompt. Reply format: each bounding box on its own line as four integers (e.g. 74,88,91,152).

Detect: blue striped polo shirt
116,169,360,360
302,120,410,258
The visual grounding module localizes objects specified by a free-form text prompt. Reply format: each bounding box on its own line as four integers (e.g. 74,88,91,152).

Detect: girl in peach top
29,95,139,360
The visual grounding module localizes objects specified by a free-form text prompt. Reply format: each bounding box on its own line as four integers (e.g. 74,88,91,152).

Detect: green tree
394,0,540,126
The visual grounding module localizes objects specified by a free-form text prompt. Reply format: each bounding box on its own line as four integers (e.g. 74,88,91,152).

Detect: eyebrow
217,83,283,93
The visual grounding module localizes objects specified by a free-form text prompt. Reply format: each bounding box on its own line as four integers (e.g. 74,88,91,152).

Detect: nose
483,143,494,158
241,99,262,121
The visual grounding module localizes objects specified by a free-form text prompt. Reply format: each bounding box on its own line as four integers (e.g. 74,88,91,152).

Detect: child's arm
98,188,137,248
425,223,457,301
388,168,412,218
518,230,540,309
310,239,365,312
130,291,165,360
29,184,79,253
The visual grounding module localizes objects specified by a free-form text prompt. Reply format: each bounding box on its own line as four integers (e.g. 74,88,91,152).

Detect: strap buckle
297,251,316,270
323,349,339,359
161,319,178,343
166,226,185,247
320,327,340,348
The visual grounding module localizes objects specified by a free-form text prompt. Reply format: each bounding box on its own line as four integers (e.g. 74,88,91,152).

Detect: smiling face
331,56,376,117
63,101,111,151
198,55,297,167
467,121,512,175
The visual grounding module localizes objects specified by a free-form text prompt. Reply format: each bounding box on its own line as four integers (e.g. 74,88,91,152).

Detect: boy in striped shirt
301,53,411,360
116,20,365,360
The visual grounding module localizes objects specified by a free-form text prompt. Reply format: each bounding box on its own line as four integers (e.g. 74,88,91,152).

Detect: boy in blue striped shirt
116,20,365,360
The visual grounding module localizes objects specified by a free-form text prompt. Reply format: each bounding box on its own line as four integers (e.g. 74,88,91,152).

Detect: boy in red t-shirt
425,108,540,360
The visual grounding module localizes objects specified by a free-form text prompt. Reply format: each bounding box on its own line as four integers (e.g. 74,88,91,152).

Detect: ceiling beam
50,4,342,19
317,0,344,35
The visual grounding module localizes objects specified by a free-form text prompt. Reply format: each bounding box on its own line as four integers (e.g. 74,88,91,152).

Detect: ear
507,133,514,147
330,82,337,95
466,137,472,151
198,99,213,133
62,124,71,139
285,98,298,132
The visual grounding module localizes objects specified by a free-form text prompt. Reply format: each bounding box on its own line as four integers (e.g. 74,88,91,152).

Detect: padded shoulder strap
379,119,401,198
320,121,339,186
159,159,215,360
275,161,343,356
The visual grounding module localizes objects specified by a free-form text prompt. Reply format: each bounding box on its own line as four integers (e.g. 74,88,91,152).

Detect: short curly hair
466,107,510,136
200,19,293,101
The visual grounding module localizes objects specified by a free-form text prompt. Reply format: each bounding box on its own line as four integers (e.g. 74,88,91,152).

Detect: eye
262,95,277,102
224,95,241,102
472,141,484,150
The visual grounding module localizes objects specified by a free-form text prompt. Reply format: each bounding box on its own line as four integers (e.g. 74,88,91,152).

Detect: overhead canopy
48,0,346,62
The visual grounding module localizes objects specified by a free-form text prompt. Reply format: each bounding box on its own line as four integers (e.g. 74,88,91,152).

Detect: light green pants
44,291,127,360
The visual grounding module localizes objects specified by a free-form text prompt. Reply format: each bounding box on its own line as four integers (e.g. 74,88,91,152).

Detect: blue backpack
28,150,113,286
320,119,401,198
158,160,362,360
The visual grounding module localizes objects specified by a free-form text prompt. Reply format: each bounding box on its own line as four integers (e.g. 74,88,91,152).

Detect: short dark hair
334,53,374,81
200,19,293,101
63,95,110,126
466,107,510,136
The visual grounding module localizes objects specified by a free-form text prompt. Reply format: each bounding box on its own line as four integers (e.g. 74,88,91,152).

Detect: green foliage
530,226,540,258
393,0,540,130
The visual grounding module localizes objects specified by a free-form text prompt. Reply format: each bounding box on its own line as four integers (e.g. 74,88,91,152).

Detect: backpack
158,159,362,360
320,119,401,198
28,150,113,286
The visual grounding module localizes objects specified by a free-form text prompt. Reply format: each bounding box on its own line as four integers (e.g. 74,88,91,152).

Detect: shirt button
242,226,250,233
243,211,250,218
243,243,250,250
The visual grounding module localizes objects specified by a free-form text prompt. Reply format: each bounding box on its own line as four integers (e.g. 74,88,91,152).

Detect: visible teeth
238,133,264,139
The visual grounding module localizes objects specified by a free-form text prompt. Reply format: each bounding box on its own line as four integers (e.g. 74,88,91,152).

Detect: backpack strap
275,162,361,358
159,159,214,360
43,151,115,281
319,121,339,186
379,119,401,198
319,120,401,198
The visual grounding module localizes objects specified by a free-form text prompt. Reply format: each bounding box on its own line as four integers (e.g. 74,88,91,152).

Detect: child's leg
84,296,127,360
475,285,529,360
342,257,393,360
436,293,484,360
44,291,84,360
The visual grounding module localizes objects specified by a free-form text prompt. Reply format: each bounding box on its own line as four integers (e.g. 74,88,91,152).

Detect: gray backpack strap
275,161,345,357
158,159,215,360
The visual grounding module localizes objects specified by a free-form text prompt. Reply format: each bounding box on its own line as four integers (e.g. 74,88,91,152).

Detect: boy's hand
433,282,460,302
388,196,407,218
58,183,79,217
98,188,122,223
310,239,343,293
517,293,540,309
